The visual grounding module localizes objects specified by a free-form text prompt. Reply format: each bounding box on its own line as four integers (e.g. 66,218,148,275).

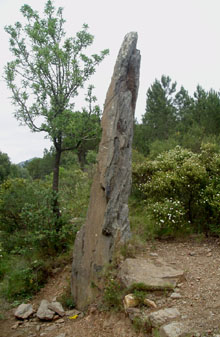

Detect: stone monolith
71,32,141,310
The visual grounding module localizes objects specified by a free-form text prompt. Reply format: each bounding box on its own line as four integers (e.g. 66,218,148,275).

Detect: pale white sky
1,0,220,163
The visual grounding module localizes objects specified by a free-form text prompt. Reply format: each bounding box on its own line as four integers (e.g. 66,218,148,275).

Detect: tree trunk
52,147,62,224
77,148,86,170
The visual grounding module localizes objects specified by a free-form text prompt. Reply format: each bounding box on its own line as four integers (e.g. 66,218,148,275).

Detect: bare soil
1,236,220,337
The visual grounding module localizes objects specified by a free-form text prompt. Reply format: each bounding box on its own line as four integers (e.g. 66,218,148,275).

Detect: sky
1,0,220,163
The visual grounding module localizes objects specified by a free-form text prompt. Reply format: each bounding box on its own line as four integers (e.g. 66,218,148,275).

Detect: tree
142,75,177,141
0,151,11,184
5,0,108,218
192,86,220,136
74,85,102,169
24,148,55,179
174,86,194,124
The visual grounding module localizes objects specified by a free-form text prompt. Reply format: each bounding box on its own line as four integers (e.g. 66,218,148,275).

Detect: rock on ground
48,301,65,317
123,294,139,309
147,308,180,327
36,300,55,321
118,258,184,289
14,303,34,320
159,322,186,337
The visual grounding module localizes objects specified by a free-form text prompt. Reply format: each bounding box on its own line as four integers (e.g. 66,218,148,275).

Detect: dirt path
1,237,220,337
143,237,220,334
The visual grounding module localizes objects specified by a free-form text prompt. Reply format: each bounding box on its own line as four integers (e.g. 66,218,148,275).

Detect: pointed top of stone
116,32,138,62
110,32,139,88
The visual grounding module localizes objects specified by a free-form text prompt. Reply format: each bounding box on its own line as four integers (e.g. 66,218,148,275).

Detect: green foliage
127,282,173,292
0,151,27,184
151,199,189,237
0,255,10,282
142,75,177,141
57,283,75,309
0,167,90,256
132,316,146,333
0,252,48,301
0,178,73,255
59,166,92,218
152,328,162,337
5,3,108,140
25,149,54,179
4,0,108,216
0,160,91,302
133,289,148,303
129,202,157,240
132,145,220,237
0,151,11,184
102,278,123,311
0,257,47,301
135,76,220,159
0,178,33,235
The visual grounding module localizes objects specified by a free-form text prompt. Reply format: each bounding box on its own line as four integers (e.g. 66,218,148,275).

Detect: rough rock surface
48,301,65,317
159,322,185,337
143,298,157,308
118,258,184,289
147,308,180,327
123,294,139,309
71,32,141,310
36,300,55,321
14,303,34,320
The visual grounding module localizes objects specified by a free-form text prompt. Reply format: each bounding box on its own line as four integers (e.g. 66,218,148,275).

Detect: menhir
71,32,141,310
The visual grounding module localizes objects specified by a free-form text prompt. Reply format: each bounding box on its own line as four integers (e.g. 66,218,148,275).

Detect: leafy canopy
4,0,109,148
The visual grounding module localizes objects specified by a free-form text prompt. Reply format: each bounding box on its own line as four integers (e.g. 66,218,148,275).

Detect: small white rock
150,253,158,257
143,298,157,308
177,283,183,288
170,293,182,299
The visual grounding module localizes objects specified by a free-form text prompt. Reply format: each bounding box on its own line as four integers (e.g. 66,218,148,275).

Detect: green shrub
132,145,220,236
57,167,91,218
148,198,190,237
57,283,75,309
102,278,123,311
0,165,92,302
0,256,47,301
0,178,73,255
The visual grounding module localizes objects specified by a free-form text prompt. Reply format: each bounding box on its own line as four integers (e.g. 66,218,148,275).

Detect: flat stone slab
118,258,184,289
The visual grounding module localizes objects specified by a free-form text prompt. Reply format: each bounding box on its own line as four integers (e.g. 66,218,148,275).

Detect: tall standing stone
71,32,141,310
